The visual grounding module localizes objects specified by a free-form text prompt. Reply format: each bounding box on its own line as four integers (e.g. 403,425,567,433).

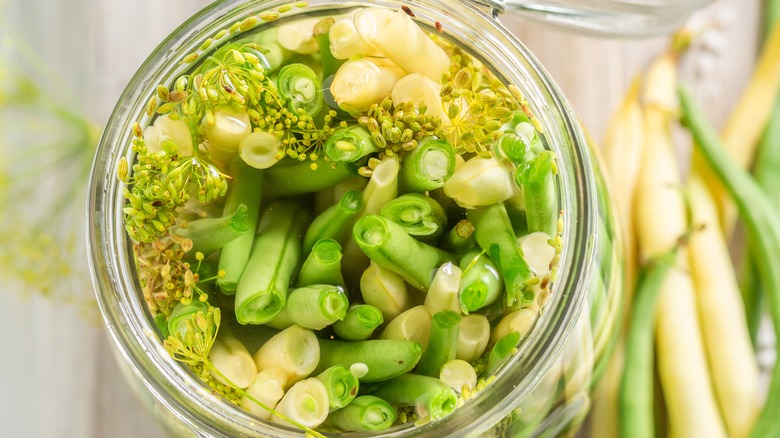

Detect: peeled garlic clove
354,8,450,81
330,58,405,112
491,308,538,344
242,367,289,420
277,18,320,54
203,107,252,161
456,314,490,362
440,359,477,393
443,156,515,208
271,378,330,428
254,325,320,384
208,334,258,389
143,114,194,156
239,131,282,169
391,73,449,122
329,14,382,59
518,231,556,277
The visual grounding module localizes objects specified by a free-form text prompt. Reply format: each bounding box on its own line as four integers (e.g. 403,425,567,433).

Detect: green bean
445,219,476,254
315,364,359,411
352,214,457,290
324,125,381,163
493,132,530,164
415,310,461,377
265,284,348,330
467,202,533,307
679,84,780,438
264,157,358,197
380,193,447,240
174,204,250,257
277,63,323,117
298,239,345,287
372,373,457,421
322,395,396,432
516,150,558,237
304,189,363,253
619,249,678,438
332,304,384,341
218,158,264,295
503,110,543,155
314,338,423,383
399,137,456,192
743,2,780,342
234,201,309,324
459,250,503,313
486,331,520,375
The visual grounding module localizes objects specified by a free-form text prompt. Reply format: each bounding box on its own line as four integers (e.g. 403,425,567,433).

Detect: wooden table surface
0,0,760,437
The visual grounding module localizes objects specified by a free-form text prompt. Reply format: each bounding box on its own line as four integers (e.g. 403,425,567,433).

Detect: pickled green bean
234,201,309,324
218,158,264,295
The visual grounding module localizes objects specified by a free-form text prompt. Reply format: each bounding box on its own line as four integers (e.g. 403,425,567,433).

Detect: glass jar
494,0,713,37
87,1,621,436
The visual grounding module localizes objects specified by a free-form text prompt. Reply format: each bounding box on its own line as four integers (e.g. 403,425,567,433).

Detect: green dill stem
314,338,423,383
264,157,359,197
234,201,309,324
486,331,521,375
265,284,348,330
277,63,324,117
619,250,678,438
313,17,344,81
372,373,458,421
304,189,363,253
415,310,461,377
324,125,381,163
399,137,456,192
217,159,264,295
298,239,345,287
445,219,476,253
516,151,558,237
678,84,780,438
352,214,458,291
332,304,384,341
380,193,447,240
316,364,359,411
458,250,503,313
174,204,250,257
322,395,396,432
467,202,533,307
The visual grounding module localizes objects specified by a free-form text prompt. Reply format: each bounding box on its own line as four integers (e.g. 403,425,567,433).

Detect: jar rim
87,1,598,436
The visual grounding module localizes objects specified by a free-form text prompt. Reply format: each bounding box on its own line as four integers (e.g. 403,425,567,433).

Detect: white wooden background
0,0,760,437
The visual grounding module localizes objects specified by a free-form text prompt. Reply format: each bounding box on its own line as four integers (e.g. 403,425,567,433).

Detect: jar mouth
86,1,598,436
